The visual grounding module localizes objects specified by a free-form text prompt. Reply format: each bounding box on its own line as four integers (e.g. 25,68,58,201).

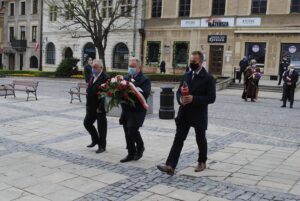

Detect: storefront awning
235,30,300,34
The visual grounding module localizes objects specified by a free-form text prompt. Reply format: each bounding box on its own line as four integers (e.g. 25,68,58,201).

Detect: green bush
55,58,80,77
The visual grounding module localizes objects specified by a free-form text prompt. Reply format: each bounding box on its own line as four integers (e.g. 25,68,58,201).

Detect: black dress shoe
290,105,293,108
157,165,175,176
135,147,145,161
120,155,135,163
87,142,97,148
96,148,105,154
281,105,286,108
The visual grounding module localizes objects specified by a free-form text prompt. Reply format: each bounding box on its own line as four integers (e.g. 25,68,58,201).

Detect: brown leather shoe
195,163,207,172
157,165,175,176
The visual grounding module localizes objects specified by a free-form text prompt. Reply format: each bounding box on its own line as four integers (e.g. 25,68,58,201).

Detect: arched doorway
113,43,129,69
46,42,56,64
82,42,96,65
64,47,73,59
30,56,38,68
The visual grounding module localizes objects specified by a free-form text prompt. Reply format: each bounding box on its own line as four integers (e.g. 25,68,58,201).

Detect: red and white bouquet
98,75,149,112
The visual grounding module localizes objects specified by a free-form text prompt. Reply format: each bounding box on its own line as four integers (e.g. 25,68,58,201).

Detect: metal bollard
159,86,175,119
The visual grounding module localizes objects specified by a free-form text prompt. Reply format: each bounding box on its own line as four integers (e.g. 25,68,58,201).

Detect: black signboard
208,35,227,43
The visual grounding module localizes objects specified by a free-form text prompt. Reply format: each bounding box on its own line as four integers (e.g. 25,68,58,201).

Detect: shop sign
208,35,227,43
236,18,261,27
201,18,234,27
181,19,201,28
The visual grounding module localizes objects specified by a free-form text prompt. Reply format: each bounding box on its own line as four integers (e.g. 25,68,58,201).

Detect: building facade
144,0,300,78
0,1,5,67
2,0,41,70
42,0,144,72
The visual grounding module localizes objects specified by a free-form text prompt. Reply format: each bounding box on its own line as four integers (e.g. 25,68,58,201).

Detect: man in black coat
157,51,216,175
281,65,299,108
84,59,109,153
119,57,151,163
278,57,290,85
84,57,93,83
239,56,248,83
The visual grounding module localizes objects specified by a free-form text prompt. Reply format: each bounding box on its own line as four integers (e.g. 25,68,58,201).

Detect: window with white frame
20,26,26,40
32,0,38,14
102,0,113,18
32,26,37,42
120,0,132,17
20,1,26,15
49,5,58,21
10,3,14,16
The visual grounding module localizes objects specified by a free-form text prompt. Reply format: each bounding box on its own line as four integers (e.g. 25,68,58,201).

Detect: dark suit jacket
279,61,289,75
176,68,216,130
84,64,93,83
283,70,299,88
120,72,151,128
86,72,109,113
239,59,248,72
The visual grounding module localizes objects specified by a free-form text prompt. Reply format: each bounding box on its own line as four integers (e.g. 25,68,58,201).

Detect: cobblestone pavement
0,77,300,201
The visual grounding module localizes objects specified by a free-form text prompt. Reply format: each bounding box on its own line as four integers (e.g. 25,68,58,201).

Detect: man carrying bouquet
84,59,109,154
157,51,216,175
119,57,151,163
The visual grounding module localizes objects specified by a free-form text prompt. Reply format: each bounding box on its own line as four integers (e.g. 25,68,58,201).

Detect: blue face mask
128,67,137,76
92,68,100,75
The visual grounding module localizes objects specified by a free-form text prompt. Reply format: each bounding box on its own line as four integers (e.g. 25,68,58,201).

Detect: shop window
173,41,189,67
245,42,266,68
212,0,226,15
146,41,161,65
179,0,190,17
152,0,162,17
251,0,267,14
291,0,300,13
281,43,300,69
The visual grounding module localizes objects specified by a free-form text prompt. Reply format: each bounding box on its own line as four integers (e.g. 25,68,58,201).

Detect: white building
42,0,145,72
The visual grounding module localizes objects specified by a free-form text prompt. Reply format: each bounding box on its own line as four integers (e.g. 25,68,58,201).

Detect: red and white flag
34,42,40,52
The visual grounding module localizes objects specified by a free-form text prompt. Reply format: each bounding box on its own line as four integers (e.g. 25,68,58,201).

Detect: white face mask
252,64,256,68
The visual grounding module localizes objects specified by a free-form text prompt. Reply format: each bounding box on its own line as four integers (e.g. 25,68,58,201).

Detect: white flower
121,80,127,85
111,78,117,83
131,79,135,83
101,83,106,87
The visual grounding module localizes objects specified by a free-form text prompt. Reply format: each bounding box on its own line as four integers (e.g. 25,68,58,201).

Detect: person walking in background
238,56,248,83
160,61,166,74
281,65,299,108
157,51,216,175
278,57,290,85
84,59,109,154
84,57,93,83
253,67,262,101
242,59,256,101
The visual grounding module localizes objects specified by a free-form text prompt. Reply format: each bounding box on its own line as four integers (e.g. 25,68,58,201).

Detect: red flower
97,91,101,96
123,93,129,100
107,91,113,97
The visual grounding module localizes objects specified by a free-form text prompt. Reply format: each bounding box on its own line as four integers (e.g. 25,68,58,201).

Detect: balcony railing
11,40,27,52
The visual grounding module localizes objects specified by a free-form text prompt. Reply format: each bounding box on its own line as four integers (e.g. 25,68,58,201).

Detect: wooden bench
69,82,88,103
4,80,39,101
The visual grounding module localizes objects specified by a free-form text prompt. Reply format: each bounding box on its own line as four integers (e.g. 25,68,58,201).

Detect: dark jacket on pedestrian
84,64,93,83
283,70,299,88
86,72,109,113
239,59,248,73
176,68,216,130
120,72,151,128
160,61,166,73
279,61,289,76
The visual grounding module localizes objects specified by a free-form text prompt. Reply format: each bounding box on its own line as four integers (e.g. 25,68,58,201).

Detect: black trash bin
159,86,175,119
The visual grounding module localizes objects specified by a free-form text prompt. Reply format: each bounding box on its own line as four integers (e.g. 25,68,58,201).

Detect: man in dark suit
281,65,299,108
84,59,109,153
278,57,290,86
84,57,93,83
157,51,216,175
119,57,151,163
239,56,248,83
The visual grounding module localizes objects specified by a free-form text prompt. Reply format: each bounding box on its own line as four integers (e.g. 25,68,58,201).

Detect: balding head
92,59,103,74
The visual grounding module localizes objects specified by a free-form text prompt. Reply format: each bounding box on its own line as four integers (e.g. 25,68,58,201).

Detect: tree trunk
96,45,106,72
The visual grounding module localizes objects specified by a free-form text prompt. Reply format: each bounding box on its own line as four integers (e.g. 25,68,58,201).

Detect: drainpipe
39,0,43,71
132,0,138,57
140,0,146,65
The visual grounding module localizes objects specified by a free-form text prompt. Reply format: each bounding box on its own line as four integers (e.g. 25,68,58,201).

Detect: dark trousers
123,125,144,155
283,85,295,106
84,110,107,148
278,74,283,85
166,123,207,169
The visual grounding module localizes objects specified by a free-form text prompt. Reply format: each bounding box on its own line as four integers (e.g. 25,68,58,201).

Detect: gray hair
129,57,141,68
92,59,103,68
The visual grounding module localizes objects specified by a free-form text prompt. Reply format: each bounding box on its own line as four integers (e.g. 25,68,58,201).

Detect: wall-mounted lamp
201,45,204,51
227,46,231,51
